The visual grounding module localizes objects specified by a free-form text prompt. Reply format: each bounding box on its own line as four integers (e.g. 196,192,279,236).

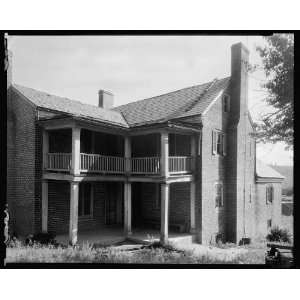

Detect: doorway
105,182,123,225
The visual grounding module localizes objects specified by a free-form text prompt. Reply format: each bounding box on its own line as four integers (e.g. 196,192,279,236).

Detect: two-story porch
39,117,200,245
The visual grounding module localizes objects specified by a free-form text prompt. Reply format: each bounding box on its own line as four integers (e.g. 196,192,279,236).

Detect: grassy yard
6,240,266,264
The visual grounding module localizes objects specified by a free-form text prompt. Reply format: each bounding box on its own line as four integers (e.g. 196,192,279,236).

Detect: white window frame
215,182,224,208
79,182,94,217
212,130,226,156
222,94,230,113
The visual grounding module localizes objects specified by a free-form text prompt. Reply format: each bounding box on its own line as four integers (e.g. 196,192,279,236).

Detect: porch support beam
160,132,169,178
124,182,132,236
41,180,48,233
160,183,169,244
190,181,196,233
71,127,81,175
42,129,49,169
69,181,79,245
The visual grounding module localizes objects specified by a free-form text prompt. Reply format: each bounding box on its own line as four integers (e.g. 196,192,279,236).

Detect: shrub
266,226,291,243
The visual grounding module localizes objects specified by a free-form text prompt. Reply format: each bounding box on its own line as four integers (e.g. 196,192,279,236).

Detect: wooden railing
80,153,125,173
130,157,160,174
169,156,192,174
46,153,72,171
45,153,193,175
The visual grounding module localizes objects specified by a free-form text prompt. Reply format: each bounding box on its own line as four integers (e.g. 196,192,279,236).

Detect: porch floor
55,227,195,247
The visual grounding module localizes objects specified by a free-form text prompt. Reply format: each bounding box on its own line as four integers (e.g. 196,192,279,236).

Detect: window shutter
212,131,217,154
222,134,226,156
266,186,269,204
270,186,274,203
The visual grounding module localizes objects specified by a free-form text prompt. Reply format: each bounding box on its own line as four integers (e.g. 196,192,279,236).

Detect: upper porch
40,117,200,179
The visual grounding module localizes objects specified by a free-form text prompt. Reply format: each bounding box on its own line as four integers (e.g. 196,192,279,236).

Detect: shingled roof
13,76,230,129
256,160,285,179
13,84,128,127
113,77,230,126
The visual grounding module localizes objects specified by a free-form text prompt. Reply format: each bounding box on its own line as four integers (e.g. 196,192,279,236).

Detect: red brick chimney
226,42,250,244
98,90,114,109
230,42,249,124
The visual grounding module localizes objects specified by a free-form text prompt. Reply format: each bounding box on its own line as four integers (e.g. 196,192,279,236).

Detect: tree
254,34,294,149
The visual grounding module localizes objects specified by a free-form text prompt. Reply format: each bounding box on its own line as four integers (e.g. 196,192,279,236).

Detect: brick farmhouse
7,42,284,245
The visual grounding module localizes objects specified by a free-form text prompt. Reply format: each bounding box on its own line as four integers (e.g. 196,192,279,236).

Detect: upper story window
266,184,274,205
215,182,224,207
212,130,226,156
223,94,230,113
79,182,93,217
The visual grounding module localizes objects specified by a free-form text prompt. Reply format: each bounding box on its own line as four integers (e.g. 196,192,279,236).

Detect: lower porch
42,180,196,246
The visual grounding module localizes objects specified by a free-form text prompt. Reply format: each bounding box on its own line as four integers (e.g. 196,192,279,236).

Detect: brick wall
200,87,229,244
139,182,190,232
47,181,122,234
7,88,37,236
34,124,43,233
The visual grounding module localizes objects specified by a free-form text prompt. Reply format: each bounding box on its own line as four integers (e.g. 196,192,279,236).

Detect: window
212,130,226,156
267,219,272,229
223,94,230,113
155,184,161,209
79,182,93,217
266,184,274,204
215,182,223,207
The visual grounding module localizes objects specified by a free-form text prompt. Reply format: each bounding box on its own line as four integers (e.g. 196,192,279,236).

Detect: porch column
124,182,132,236
190,135,197,233
69,181,79,245
160,183,169,244
190,134,197,172
160,132,169,177
124,136,131,173
71,127,81,175
42,129,49,169
190,181,196,233
42,180,48,233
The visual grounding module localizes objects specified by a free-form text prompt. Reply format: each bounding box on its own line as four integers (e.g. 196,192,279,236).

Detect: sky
8,35,293,166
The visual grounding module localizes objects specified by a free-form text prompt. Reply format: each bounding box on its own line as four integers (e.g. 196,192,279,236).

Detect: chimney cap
98,89,113,96
231,42,250,54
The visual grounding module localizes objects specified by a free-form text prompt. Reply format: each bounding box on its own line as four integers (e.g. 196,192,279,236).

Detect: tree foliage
254,34,294,149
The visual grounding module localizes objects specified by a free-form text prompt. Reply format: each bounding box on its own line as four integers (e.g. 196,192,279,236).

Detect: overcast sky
8,35,293,166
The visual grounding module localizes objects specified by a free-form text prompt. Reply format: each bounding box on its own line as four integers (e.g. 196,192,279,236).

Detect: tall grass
6,240,265,264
